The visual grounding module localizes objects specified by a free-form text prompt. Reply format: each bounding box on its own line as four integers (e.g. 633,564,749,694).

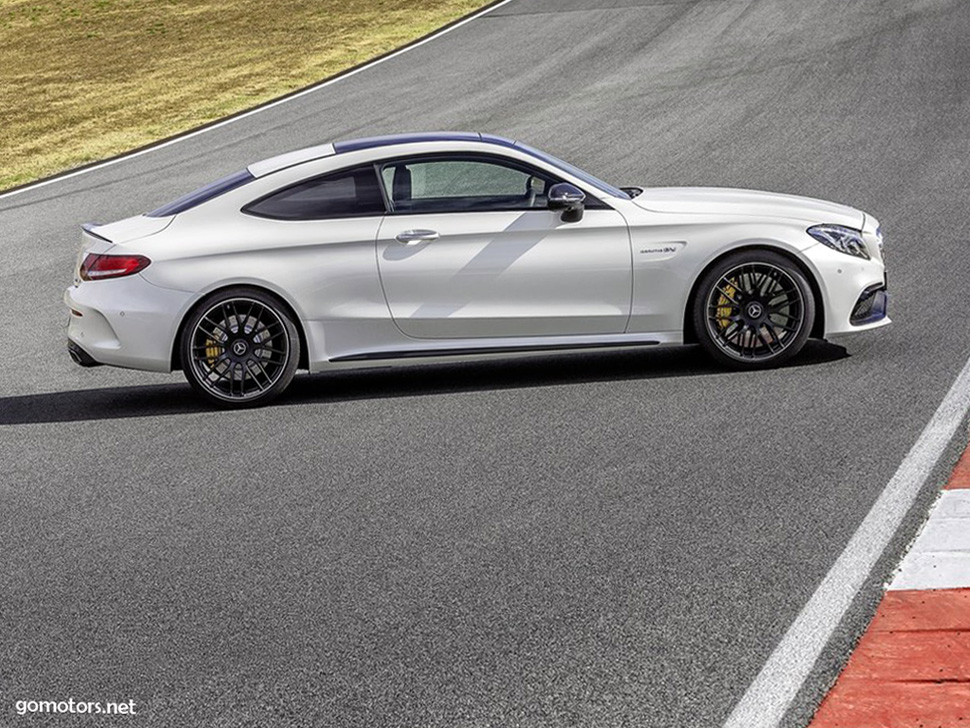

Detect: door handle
395,229,439,245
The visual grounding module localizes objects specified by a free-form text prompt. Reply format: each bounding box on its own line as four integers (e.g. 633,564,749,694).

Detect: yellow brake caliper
205,338,224,367
716,280,738,330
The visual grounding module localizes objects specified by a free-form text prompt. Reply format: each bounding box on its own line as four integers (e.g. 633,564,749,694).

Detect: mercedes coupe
66,132,890,407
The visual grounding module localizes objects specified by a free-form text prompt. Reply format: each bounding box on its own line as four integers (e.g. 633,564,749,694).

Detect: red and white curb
809,441,970,727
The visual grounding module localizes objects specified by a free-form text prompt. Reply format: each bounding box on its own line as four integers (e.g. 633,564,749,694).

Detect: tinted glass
244,165,385,220
147,169,254,218
381,157,555,213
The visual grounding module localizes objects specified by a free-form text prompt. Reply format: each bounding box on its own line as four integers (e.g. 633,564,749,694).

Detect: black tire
692,250,815,369
180,287,300,408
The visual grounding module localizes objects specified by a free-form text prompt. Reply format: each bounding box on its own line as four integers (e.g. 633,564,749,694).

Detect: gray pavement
2,0,970,725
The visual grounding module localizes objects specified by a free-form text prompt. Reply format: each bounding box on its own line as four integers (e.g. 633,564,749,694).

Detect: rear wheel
181,288,300,407
693,250,815,369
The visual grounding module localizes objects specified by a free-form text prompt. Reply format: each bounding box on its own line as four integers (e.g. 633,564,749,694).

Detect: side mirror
548,183,586,222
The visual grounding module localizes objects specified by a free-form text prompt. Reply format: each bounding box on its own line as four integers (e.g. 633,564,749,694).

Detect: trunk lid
82,214,174,245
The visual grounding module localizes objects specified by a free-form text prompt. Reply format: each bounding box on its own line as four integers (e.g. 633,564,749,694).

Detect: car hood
631,187,865,228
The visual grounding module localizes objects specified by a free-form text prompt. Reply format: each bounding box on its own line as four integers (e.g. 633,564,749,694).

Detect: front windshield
514,142,631,200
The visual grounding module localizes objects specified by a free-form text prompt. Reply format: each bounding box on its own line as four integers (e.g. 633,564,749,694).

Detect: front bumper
801,241,891,337
65,275,194,373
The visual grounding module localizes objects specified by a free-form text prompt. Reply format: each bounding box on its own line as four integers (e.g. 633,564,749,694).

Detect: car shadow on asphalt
0,341,847,426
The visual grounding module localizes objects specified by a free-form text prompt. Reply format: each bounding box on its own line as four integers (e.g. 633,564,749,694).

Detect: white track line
0,0,515,203
722,353,970,728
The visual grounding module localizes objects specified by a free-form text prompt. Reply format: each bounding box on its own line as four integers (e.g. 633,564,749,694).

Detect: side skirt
329,338,662,363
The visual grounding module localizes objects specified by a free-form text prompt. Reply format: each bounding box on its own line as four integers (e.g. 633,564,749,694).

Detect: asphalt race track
3,1,970,725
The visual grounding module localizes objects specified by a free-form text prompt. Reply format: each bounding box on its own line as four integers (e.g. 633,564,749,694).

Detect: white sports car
66,132,889,407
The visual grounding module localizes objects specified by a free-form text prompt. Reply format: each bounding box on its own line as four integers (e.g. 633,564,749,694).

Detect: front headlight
807,224,870,260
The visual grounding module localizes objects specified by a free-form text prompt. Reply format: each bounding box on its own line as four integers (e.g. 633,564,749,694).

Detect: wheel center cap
231,339,249,357
746,302,764,319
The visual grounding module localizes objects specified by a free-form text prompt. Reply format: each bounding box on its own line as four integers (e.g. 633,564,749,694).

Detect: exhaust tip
67,340,102,367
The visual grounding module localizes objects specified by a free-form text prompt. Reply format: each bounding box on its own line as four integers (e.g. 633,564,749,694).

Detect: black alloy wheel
181,287,300,407
693,250,815,368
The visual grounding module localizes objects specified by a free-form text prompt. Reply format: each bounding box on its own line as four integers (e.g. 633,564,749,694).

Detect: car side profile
66,132,890,407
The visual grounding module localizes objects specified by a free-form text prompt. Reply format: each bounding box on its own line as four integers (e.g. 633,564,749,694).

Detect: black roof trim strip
333,132,516,154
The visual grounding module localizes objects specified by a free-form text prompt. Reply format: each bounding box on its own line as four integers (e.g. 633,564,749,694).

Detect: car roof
248,132,517,178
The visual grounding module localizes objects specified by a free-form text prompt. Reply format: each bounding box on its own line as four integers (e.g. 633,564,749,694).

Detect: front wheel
181,288,300,407
693,251,815,369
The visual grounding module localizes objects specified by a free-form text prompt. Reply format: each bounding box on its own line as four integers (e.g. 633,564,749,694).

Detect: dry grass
0,0,486,191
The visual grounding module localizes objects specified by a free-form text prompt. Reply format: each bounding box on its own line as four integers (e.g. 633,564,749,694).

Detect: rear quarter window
243,165,385,220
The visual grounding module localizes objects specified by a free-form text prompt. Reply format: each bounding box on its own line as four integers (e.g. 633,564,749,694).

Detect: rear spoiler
81,222,111,243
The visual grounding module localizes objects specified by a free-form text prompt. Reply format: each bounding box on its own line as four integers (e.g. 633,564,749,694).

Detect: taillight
79,253,151,281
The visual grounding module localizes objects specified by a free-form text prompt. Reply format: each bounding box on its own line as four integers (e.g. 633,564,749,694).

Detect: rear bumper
64,276,193,373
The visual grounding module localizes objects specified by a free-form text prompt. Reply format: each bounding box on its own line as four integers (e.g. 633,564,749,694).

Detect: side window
243,164,385,220
380,157,557,214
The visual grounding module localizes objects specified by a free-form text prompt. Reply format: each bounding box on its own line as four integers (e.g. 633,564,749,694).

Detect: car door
375,153,632,340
